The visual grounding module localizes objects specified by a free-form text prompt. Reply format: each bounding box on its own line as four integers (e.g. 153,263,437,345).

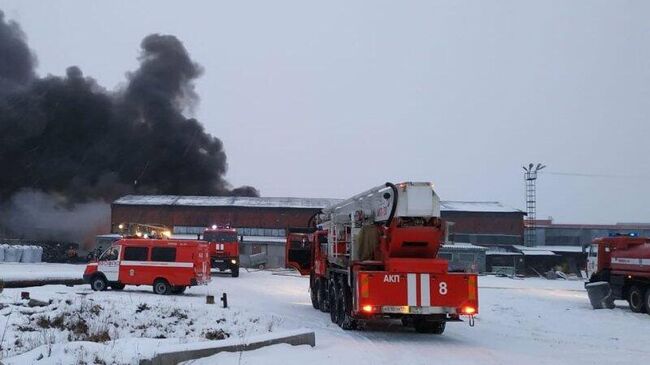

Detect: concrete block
140,330,315,365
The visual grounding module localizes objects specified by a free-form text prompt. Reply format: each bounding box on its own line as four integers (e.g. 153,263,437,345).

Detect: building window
173,226,204,235
123,247,148,261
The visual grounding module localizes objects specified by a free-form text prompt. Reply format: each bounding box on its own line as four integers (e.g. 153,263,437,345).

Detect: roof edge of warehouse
113,195,343,209
113,195,524,213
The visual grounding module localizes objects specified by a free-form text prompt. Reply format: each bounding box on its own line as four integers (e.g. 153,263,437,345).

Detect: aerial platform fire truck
586,234,650,313
286,182,478,334
203,225,240,277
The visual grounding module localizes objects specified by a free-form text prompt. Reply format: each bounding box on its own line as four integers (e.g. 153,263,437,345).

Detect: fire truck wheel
231,266,240,278
318,279,329,313
401,317,411,327
337,279,357,330
413,318,446,334
90,276,107,291
628,286,646,313
329,279,339,323
110,283,125,291
171,286,186,294
153,279,172,295
310,278,319,309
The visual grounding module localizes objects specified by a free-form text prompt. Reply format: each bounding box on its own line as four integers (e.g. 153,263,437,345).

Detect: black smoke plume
0,11,257,246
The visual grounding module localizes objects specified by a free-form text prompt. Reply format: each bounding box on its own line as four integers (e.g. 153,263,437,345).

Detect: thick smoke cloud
0,11,257,244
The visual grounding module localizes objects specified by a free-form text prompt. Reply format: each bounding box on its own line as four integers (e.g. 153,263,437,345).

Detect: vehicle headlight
230,259,237,264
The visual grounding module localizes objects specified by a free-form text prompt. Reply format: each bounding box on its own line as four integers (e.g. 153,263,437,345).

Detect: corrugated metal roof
440,201,524,213
113,195,342,209
520,250,558,256
114,195,523,213
441,242,488,251
486,251,522,256
513,245,584,254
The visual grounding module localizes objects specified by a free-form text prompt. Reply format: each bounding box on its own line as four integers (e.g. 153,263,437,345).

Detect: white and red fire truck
202,225,240,277
586,234,650,313
286,182,478,334
83,238,211,295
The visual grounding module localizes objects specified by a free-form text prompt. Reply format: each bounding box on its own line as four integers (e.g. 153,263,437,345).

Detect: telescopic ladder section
318,182,441,262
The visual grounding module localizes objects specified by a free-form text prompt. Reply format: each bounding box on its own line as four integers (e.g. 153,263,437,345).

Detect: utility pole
523,163,546,246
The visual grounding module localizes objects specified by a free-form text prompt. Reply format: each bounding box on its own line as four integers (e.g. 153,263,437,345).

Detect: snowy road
192,270,649,365
1,268,649,364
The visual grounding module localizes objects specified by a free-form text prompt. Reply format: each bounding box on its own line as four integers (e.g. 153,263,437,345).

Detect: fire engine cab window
123,247,148,261
152,247,176,262
100,246,119,261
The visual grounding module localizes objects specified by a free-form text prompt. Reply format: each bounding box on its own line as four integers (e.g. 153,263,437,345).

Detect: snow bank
0,278,283,362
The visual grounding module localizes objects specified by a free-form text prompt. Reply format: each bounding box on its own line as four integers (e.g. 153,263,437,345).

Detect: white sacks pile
0,244,43,263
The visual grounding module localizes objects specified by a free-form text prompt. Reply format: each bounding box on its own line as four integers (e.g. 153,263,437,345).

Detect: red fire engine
83,238,211,295
586,234,650,313
203,225,240,277
287,182,478,334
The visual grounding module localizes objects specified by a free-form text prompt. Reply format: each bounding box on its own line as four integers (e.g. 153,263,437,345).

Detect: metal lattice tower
523,163,546,246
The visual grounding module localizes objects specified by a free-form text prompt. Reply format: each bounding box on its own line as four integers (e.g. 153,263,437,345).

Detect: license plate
382,306,410,314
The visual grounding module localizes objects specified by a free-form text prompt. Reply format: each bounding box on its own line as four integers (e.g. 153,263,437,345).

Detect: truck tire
318,279,329,313
310,278,319,309
90,276,107,291
645,289,650,316
337,278,357,330
153,279,171,295
231,265,240,278
110,283,125,291
628,286,646,313
414,318,446,334
329,278,339,324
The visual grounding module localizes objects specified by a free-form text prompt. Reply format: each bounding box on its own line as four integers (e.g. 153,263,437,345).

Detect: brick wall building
111,196,525,269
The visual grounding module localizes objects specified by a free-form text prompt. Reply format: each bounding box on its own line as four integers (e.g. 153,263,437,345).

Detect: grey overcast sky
1,0,649,224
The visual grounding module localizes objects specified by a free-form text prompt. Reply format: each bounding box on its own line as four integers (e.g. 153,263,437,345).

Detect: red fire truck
203,225,240,277
287,182,478,334
586,234,650,313
83,238,211,295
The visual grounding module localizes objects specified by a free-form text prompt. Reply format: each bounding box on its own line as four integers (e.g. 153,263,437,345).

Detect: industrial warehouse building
111,195,525,269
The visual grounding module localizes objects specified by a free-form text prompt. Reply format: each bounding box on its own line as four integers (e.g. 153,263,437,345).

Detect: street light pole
523,163,546,246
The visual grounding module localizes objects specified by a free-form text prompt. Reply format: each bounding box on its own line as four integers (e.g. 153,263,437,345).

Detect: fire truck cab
83,239,211,295
586,234,650,313
203,225,240,277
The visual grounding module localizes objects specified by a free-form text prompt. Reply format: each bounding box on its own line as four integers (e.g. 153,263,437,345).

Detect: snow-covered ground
0,263,85,281
1,268,649,364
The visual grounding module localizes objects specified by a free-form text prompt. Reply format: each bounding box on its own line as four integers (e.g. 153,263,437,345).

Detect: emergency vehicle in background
202,225,240,277
286,182,478,334
586,234,650,313
83,238,211,295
